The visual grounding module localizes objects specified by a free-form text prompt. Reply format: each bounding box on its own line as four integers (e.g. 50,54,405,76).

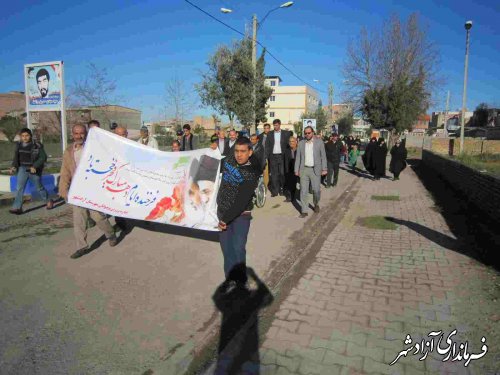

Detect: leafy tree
293,121,303,137
473,103,489,127
0,115,22,142
337,113,354,135
362,87,388,129
197,38,272,132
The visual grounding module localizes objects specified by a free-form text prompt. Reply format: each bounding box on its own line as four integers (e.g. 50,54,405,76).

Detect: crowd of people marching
7,118,407,293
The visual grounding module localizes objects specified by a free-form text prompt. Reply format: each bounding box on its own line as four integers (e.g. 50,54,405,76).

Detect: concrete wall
421,150,500,224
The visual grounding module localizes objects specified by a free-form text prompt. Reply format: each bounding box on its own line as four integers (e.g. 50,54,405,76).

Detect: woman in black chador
373,137,388,180
362,137,377,175
389,138,407,180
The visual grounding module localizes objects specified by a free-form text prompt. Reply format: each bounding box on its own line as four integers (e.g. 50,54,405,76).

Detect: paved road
201,163,500,374
0,167,358,375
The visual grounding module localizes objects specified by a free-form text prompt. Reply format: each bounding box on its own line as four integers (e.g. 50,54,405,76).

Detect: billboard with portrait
303,119,317,133
25,61,63,111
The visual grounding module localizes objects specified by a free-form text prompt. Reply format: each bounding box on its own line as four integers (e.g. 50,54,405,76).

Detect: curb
0,193,31,207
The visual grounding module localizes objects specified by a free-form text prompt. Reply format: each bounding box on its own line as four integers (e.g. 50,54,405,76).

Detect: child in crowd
348,144,360,171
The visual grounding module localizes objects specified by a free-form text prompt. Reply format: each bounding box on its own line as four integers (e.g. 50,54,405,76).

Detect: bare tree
342,13,441,113
165,75,191,127
72,63,120,107
71,63,122,125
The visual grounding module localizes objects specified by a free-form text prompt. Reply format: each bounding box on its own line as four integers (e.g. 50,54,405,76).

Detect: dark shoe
314,205,320,213
279,191,285,196
270,193,278,197
70,247,90,259
284,197,292,202
108,235,118,247
299,213,308,218
46,199,54,210
9,208,22,215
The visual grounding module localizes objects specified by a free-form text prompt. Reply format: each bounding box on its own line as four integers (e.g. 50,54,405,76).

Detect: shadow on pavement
211,267,273,375
386,217,458,250
21,197,65,214
133,220,220,242
408,159,499,270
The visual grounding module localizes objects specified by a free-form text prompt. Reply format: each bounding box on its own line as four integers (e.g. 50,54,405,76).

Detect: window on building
269,112,275,118
270,80,276,87
270,96,275,102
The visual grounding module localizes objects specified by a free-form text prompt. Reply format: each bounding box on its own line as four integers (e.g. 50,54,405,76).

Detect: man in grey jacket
294,126,327,218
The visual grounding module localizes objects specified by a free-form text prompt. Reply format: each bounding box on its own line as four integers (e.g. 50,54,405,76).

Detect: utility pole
252,14,258,133
460,21,472,154
328,82,334,123
444,90,450,136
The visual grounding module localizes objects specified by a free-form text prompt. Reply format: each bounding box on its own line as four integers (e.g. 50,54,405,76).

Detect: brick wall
422,150,500,224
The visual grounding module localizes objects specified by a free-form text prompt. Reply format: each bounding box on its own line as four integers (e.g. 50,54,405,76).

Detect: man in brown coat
59,124,117,259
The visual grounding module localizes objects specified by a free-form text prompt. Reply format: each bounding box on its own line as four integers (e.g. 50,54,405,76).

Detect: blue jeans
219,214,252,283
13,166,49,209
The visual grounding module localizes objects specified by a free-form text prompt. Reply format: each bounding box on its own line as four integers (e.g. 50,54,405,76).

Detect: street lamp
221,2,294,131
460,20,472,154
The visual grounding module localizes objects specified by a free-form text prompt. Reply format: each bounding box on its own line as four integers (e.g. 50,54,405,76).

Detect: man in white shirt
294,126,327,218
137,126,159,149
228,130,238,154
265,119,291,197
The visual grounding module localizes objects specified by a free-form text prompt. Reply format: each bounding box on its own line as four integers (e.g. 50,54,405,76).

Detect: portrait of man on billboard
25,62,63,111
36,68,50,98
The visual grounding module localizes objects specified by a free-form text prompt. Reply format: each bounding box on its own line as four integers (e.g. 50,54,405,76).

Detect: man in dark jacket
324,133,342,187
265,119,291,197
181,124,198,151
250,134,266,172
217,137,260,293
9,128,53,214
284,136,299,202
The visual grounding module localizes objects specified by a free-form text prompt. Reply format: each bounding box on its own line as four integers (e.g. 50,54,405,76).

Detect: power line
183,0,326,94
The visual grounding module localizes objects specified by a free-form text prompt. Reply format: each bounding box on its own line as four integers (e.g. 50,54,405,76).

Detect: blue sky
1,0,498,123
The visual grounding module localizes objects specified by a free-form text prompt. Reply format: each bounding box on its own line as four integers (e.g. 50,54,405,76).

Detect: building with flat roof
323,103,352,123
262,76,319,130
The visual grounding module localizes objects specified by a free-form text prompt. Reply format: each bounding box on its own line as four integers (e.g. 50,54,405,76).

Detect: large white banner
68,128,222,231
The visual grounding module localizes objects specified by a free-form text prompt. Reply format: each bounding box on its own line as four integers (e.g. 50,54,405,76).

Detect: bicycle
254,175,266,208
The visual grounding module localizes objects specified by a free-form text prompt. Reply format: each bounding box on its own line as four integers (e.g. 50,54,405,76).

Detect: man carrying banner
216,137,260,294
59,124,117,259
137,126,158,149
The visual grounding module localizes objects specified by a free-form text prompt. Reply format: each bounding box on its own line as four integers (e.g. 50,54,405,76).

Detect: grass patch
357,216,398,230
449,153,500,177
371,195,400,201
407,147,422,159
